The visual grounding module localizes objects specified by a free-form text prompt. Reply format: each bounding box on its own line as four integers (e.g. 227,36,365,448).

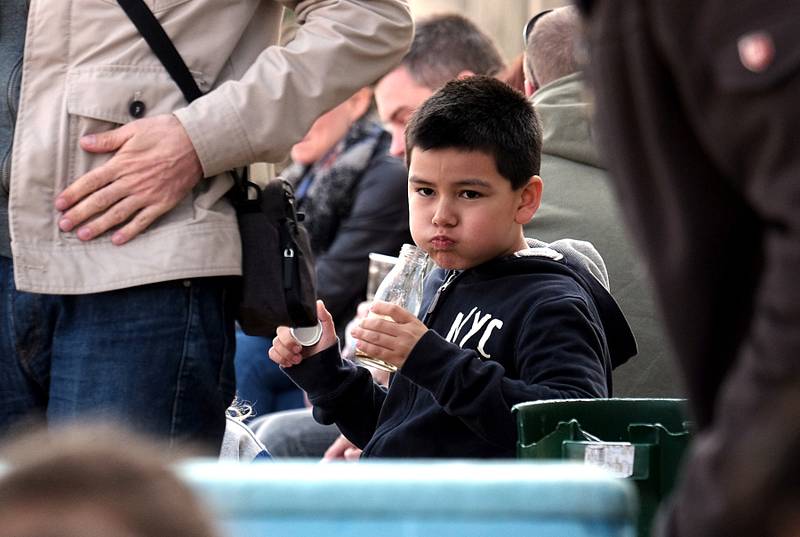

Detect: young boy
269,76,636,458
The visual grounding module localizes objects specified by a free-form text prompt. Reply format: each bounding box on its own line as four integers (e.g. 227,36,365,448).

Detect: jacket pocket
65,66,207,234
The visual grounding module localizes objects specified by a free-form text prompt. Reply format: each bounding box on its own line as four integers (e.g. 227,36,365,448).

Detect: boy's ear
515,175,543,225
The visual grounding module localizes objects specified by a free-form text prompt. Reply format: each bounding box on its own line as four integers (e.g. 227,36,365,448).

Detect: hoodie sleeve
400,294,609,450
281,344,388,448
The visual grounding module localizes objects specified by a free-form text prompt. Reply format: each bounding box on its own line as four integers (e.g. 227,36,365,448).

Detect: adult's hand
55,114,203,245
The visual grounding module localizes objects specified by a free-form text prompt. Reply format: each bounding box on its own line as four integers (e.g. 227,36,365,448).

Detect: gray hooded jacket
525,73,682,397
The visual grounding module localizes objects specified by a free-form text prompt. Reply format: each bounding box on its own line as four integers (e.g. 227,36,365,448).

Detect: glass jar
354,243,428,372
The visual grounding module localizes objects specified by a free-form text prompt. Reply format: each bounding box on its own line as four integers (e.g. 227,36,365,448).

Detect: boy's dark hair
405,76,542,189
403,14,505,90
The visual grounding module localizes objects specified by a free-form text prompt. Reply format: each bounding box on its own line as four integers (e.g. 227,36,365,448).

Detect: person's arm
270,301,388,448
56,0,413,244
356,297,609,451
281,344,388,449
317,155,410,330
177,0,413,175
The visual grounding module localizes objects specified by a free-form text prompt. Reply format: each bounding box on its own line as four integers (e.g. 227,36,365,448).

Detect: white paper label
583,442,635,478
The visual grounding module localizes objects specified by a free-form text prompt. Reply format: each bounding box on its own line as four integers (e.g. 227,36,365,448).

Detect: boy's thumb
316,300,333,326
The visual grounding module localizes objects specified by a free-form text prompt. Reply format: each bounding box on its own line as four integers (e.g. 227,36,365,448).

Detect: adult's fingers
109,202,168,245
55,124,134,211
65,194,140,241
79,123,133,154
56,165,118,215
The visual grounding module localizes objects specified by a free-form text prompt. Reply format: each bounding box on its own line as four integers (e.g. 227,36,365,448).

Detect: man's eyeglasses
522,9,553,47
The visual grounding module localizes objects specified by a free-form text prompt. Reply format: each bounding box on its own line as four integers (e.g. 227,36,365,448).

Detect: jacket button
129,100,146,118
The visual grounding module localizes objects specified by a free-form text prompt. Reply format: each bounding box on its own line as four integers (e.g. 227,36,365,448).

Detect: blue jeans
0,256,236,449
234,329,304,418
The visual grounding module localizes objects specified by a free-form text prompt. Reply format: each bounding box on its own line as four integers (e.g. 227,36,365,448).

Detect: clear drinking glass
354,244,428,372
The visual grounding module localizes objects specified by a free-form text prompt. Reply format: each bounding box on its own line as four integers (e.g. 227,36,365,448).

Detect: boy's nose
432,200,457,227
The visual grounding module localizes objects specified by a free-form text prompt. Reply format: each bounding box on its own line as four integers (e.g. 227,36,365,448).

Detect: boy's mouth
430,235,455,249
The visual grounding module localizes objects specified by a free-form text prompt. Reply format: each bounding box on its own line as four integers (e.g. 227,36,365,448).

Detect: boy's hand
342,300,372,361
350,301,428,370
268,300,337,368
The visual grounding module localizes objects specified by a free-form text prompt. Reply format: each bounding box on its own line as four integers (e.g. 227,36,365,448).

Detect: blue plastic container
179,460,638,537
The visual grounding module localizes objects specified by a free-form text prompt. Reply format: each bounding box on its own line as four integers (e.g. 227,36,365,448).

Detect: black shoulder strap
116,0,202,103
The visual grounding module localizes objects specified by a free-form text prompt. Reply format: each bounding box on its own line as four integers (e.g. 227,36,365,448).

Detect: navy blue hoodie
284,239,636,458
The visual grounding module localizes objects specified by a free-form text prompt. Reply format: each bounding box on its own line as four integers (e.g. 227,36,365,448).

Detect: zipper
1,58,23,195
6,58,22,119
421,270,461,324
364,269,462,457
0,146,11,197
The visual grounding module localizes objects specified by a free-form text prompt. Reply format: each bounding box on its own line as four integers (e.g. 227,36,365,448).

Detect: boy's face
408,148,542,270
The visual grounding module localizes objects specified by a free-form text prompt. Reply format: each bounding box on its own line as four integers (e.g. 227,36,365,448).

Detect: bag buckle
283,247,295,289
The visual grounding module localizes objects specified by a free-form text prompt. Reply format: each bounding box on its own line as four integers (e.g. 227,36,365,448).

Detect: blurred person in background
375,13,506,158
522,6,679,397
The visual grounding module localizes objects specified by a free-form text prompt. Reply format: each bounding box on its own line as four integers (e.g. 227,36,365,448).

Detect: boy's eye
460,190,482,199
416,187,434,197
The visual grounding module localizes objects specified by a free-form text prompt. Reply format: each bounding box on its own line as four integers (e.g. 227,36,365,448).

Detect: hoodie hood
514,238,636,369
533,72,603,168
455,238,636,370
518,237,610,291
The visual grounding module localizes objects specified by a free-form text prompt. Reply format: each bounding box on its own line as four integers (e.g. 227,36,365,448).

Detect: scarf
282,115,390,254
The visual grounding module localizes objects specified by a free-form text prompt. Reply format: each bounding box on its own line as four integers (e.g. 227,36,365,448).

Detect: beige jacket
11,0,412,294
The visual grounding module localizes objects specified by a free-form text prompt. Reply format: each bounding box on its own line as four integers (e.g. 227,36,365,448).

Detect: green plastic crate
513,398,690,537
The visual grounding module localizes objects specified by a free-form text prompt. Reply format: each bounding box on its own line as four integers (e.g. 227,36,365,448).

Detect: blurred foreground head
0,424,220,537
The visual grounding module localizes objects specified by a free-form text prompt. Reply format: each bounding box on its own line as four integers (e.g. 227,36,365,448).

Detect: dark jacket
284,239,636,458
